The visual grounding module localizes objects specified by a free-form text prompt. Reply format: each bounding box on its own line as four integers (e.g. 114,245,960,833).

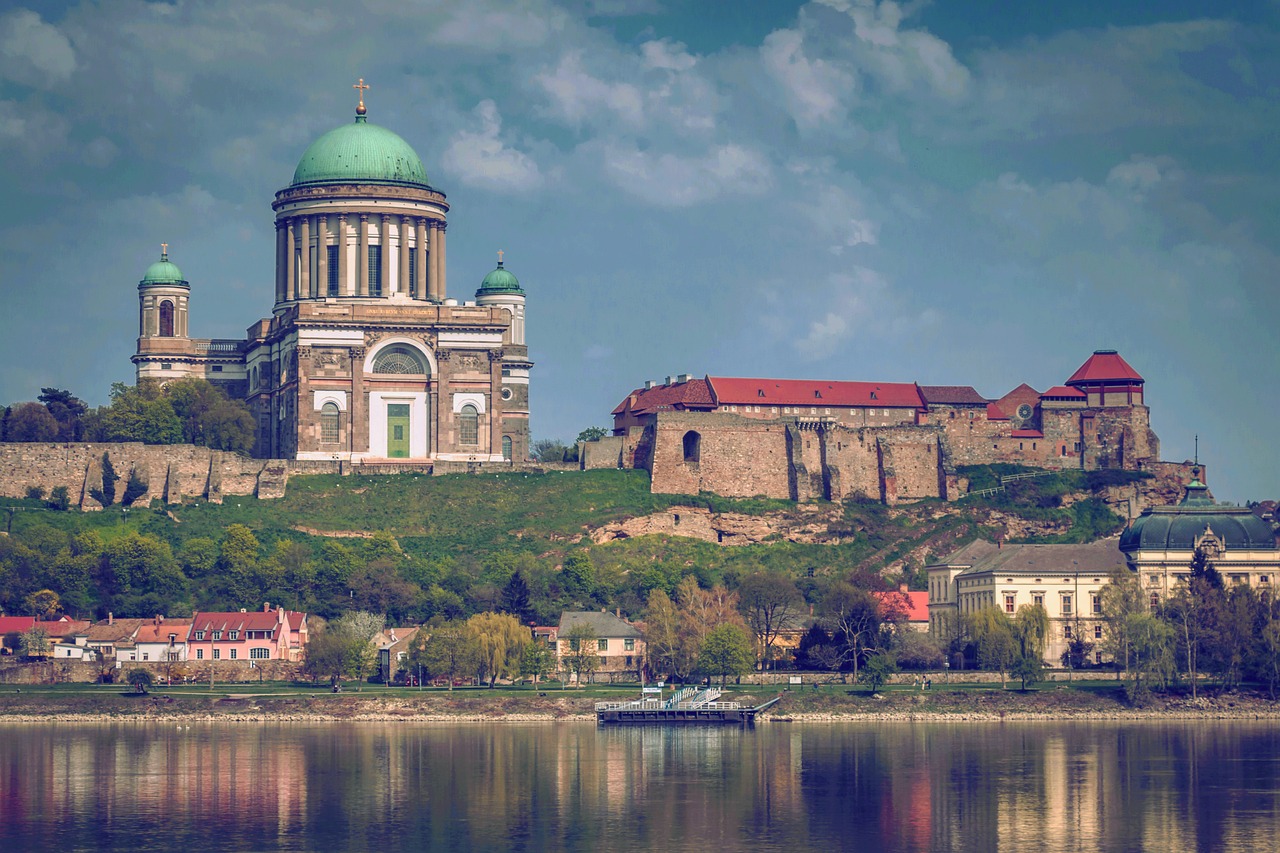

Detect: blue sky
1,0,1277,501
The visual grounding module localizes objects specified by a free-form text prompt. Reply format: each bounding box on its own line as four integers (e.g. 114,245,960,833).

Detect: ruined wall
580,435,625,469
819,428,882,502
649,412,791,499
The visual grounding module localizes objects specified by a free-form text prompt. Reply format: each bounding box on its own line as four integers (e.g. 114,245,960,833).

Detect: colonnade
275,213,447,304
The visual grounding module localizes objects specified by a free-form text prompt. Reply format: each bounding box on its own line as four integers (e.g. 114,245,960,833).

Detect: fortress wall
649,412,791,499
820,429,882,502
580,435,625,470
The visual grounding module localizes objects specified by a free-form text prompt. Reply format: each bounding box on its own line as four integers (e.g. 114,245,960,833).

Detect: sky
1,0,1277,502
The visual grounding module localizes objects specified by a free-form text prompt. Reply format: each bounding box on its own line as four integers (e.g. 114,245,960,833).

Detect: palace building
132,83,531,464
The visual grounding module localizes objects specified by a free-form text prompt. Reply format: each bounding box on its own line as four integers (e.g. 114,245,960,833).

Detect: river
1,721,1278,852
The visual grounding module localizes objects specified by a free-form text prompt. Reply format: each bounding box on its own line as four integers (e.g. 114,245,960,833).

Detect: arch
159,300,174,337
459,404,479,445
501,435,512,460
363,338,437,376
372,344,427,374
682,430,701,464
321,402,340,443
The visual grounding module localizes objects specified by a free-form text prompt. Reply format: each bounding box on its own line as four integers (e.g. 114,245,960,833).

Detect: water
2,722,1279,852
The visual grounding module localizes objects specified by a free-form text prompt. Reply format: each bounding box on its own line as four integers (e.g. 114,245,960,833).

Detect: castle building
584,350,1171,504
132,84,531,463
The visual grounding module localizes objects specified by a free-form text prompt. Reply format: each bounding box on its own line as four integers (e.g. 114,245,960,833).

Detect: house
873,587,930,632
0,616,36,653
127,616,193,663
84,616,147,661
375,626,420,683
187,604,308,663
555,611,644,680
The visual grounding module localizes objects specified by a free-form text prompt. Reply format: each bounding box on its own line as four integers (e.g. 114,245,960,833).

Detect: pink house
187,604,308,663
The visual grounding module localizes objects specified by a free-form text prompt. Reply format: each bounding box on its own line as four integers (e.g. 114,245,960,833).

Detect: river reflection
2,722,1278,852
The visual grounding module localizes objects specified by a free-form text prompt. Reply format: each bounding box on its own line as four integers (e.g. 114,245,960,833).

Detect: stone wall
649,413,792,499
580,435,625,469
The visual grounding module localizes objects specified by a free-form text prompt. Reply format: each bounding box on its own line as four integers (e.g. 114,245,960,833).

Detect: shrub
24,486,44,501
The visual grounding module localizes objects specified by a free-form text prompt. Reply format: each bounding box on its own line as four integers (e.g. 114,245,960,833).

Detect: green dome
477,260,524,297
141,252,186,285
291,114,428,188
1120,475,1278,552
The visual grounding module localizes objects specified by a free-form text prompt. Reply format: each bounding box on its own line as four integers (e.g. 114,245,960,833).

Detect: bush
24,486,44,501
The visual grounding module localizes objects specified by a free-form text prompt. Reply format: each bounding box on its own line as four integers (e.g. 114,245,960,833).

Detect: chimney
644,380,656,391
616,608,621,618
263,602,271,612
108,612,113,626
665,375,675,386
155,614,162,627
899,583,908,594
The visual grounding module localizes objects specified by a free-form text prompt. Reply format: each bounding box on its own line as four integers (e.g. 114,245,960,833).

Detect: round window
501,387,513,401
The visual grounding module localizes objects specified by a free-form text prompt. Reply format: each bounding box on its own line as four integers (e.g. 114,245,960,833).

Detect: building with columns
133,87,531,463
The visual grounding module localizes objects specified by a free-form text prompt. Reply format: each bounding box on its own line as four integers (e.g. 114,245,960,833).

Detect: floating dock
595,687,781,726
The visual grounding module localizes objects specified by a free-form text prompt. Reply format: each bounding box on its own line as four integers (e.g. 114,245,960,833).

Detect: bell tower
137,244,190,341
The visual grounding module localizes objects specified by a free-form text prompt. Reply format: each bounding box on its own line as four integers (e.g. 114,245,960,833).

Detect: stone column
274,220,286,304
285,218,296,302
427,221,439,301
415,218,427,300
437,221,447,300
489,350,504,456
429,384,439,457
316,214,329,297
379,214,391,297
398,215,410,298
349,347,365,455
358,214,369,297
299,215,311,299
337,214,350,296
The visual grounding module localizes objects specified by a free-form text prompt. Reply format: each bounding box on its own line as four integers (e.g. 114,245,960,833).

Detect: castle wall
649,412,791,499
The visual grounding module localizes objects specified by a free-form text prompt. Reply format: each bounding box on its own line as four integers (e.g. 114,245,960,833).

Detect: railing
194,339,243,354
960,470,1056,499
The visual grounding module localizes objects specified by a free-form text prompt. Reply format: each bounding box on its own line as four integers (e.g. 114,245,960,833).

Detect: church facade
132,87,530,464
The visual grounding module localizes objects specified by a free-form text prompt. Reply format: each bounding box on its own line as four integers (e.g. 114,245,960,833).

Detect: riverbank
2,682,1278,723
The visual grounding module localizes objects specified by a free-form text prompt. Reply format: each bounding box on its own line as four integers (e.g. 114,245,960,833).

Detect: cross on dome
161,242,169,261
497,249,504,266
353,78,369,116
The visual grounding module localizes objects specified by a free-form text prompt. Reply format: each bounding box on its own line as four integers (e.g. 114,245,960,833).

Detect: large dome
1120,477,1277,552
140,250,186,285
291,114,428,188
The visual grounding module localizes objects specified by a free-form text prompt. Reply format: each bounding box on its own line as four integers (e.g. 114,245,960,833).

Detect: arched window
159,300,174,337
372,345,426,374
683,430,701,464
502,435,512,460
459,405,479,445
321,402,340,443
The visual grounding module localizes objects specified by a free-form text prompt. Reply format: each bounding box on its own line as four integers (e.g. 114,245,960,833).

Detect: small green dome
291,114,428,188
141,250,186,285
477,259,524,297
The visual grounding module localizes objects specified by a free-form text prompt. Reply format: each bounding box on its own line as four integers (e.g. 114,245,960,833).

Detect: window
501,435,512,460
368,245,383,296
142,653,149,661
1004,594,1015,614
408,247,417,295
213,648,221,660
1032,594,1044,608
196,649,204,660
1061,595,1073,617
569,638,580,651
327,245,339,296
459,404,479,444
1091,594,1102,615
321,402,340,443
159,300,174,337
624,638,635,651
212,365,223,372
212,631,222,640
229,631,238,641
1064,624,1073,639
372,345,426,374
682,431,701,464
1094,624,1103,640
597,639,608,651
250,647,269,660
501,387,513,401
1149,592,1159,610
230,649,238,660
195,631,205,641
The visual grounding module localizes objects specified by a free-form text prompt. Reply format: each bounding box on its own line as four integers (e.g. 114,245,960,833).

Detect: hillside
0,465,1153,625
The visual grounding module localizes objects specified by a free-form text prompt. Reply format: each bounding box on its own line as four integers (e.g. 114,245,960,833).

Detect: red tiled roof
708,377,924,409
42,620,90,639
1011,429,1044,438
0,616,36,635
919,385,988,405
1041,385,1086,399
873,590,929,623
612,379,716,416
190,611,282,634
287,612,306,630
135,622,193,644
1066,350,1143,384
986,403,1009,421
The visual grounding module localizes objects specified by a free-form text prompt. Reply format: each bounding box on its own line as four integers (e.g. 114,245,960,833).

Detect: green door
387,404,410,458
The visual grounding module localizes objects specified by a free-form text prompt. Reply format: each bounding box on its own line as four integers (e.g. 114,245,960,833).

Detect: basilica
132,84,531,464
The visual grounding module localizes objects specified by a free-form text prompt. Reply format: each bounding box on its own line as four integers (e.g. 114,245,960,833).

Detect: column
316,214,329,297
429,385,440,457
358,214,369,297
285,218,296,302
274,220,286,304
437,221,447,300
489,350,504,456
415,218,427,300
299,215,311,299
399,215,411,298
379,214,391,297
427,221,439,301
337,214,350,296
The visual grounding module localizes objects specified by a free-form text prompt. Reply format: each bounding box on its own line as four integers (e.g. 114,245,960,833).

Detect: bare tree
738,572,802,670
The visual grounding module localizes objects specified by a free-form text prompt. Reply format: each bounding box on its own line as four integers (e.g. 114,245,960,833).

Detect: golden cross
353,78,369,111
497,249,504,264
161,242,168,257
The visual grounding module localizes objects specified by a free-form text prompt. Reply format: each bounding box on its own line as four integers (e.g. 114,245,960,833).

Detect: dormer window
870,391,878,400
814,390,821,399
212,631,222,640
195,631,205,641
757,389,765,397
229,631,238,640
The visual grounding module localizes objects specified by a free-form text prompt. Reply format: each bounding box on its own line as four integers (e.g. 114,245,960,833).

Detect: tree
166,378,255,451
466,611,529,688
216,524,261,604
968,607,1017,688
24,589,60,619
3,402,59,442
501,570,532,621
19,626,50,659
698,623,754,686
575,427,607,444
561,623,601,686
1010,654,1045,691
893,630,945,670
561,553,595,599
531,438,570,463
92,382,183,445
643,589,693,681
38,388,88,441
859,652,898,694
737,572,802,669
1122,612,1176,703
820,582,884,682
127,669,155,694
333,611,384,689
411,621,479,690
519,640,555,684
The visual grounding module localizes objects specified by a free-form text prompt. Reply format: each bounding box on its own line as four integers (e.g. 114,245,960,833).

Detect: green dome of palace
477,261,524,296
291,115,429,188
141,256,186,285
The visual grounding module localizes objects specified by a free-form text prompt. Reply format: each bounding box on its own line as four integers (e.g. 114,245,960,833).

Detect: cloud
0,10,76,88
642,39,697,72
535,52,646,128
599,140,772,206
427,2,568,49
761,28,854,127
794,268,887,359
441,100,544,191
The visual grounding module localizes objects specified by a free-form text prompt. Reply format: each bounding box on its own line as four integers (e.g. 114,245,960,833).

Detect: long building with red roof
586,350,1181,504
